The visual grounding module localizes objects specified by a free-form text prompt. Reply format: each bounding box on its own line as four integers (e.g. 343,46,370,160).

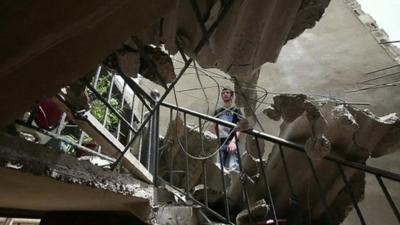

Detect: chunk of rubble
263,105,281,121
103,45,175,87
258,94,400,224
157,94,400,224
236,199,270,225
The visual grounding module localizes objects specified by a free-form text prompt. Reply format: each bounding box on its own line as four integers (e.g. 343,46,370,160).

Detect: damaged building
0,0,399,225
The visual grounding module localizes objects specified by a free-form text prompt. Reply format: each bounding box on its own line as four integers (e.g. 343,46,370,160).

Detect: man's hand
228,140,237,154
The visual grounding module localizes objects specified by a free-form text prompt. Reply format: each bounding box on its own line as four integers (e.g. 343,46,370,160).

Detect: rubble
0,133,154,223
159,94,400,224
0,133,151,198
259,94,400,224
236,199,269,225
103,45,175,87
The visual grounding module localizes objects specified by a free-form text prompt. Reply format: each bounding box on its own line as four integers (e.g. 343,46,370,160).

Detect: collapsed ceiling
0,0,330,128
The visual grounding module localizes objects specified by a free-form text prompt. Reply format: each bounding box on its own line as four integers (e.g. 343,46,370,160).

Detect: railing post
149,89,160,185
376,175,400,223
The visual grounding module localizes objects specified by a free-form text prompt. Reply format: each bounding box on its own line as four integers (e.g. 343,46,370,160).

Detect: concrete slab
0,133,152,222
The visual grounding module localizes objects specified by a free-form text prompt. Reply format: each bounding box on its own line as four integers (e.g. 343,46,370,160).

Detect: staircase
1,66,400,225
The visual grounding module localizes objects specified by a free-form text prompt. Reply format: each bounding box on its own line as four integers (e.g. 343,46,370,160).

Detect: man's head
221,87,234,103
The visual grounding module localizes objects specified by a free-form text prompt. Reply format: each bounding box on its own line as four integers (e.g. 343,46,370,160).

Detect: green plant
90,74,120,129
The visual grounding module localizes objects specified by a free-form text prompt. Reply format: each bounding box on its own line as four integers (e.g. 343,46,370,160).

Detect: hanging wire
346,81,400,93
171,80,237,160
194,61,210,115
365,64,400,75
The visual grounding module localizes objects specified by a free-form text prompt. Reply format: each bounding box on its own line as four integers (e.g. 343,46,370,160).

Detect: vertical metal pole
149,90,160,184
254,138,278,225
217,127,231,223
97,75,113,154
78,132,85,145
376,175,400,223
169,108,174,184
184,113,191,199
278,145,295,198
336,163,366,225
56,112,67,136
116,80,127,141
93,65,102,88
146,105,154,170
137,102,144,160
306,156,332,225
153,94,160,186
255,137,280,225
128,83,136,143
234,133,253,224
199,117,208,208
103,75,115,127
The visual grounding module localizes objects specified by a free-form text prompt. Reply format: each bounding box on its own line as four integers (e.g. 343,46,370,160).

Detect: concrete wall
259,0,399,116
258,2,400,224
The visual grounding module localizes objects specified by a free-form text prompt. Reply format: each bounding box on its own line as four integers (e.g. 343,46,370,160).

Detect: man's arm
213,108,220,137
227,107,242,154
227,130,240,154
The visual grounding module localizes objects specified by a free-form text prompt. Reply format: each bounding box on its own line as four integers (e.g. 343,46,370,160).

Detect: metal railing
149,101,400,225
12,52,400,225
13,65,157,178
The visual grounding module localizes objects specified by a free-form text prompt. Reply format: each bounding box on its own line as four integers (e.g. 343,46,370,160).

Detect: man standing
214,87,243,170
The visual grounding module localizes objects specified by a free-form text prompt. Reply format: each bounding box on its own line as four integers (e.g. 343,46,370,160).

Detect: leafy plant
90,74,120,129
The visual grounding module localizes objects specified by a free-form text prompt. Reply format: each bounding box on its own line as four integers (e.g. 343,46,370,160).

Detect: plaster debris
159,94,400,224
263,105,281,121
0,133,151,200
260,94,400,224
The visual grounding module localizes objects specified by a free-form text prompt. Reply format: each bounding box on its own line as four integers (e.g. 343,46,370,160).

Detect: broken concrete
236,199,270,225
153,205,200,225
158,94,400,224
141,0,330,77
257,94,400,224
0,133,154,223
103,45,176,87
